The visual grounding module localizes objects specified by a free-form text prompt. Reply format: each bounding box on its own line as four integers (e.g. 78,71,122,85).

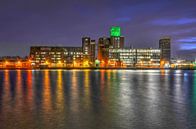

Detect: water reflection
192,71,196,116
70,70,79,112
83,70,90,108
0,70,196,129
43,70,51,112
56,70,64,110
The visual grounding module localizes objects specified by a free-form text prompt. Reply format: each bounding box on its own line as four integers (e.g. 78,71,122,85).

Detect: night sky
0,0,195,59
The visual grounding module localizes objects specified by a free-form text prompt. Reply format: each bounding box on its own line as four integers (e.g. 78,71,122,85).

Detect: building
98,37,111,67
89,40,96,64
30,37,96,68
82,37,96,66
0,26,173,69
110,36,124,49
30,46,83,68
0,56,31,69
97,26,161,68
108,48,160,68
135,49,161,68
159,37,171,67
110,26,124,49
170,59,195,69
97,27,124,67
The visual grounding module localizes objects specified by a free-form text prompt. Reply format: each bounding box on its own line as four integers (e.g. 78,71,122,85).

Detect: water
0,70,195,129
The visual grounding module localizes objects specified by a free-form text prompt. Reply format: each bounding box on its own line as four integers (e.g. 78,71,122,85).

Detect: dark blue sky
0,0,195,59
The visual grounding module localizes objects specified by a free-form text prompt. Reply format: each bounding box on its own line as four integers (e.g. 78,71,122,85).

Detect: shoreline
0,67,195,70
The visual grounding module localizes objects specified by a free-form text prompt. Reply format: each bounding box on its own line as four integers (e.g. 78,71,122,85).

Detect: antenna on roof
129,43,133,49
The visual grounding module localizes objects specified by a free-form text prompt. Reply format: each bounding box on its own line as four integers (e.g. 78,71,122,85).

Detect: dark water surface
0,70,196,129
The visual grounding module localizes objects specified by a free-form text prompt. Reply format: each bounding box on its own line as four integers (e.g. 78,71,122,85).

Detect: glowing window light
45,61,49,64
5,61,8,64
83,61,89,67
58,61,62,64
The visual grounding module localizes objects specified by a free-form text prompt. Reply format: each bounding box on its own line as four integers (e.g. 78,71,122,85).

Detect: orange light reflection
43,70,52,112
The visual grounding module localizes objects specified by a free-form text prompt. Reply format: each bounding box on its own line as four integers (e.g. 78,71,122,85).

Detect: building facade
108,48,161,68
98,37,111,67
0,57,31,68
110,26,124,49
30,46,83,68
82,37,96,66
170,59,195,69
159,37,171,67
110,36,124,49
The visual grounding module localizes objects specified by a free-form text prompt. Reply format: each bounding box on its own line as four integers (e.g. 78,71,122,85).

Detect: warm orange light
83,61,89,67
100,60,105,67
73,61,78,66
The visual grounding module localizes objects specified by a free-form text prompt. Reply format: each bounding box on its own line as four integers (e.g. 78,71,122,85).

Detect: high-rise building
82,37,96,66
110,26,124,49
89,40,96,64
159,37,171,67
98,37,111,66
82,37,91,55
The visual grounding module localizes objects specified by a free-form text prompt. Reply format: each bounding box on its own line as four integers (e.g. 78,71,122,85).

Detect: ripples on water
0,70,195,129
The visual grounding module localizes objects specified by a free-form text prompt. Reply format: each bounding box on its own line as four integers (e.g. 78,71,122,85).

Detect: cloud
152,18,196,26
180,43,196,50
178,37,196,43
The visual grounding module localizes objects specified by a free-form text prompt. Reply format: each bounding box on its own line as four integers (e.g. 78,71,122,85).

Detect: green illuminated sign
110,26,121,37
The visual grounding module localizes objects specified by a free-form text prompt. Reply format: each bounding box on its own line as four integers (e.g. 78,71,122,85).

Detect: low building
30,46,83,68
170,59,195,69
0,57,31,69
108,48,161,68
